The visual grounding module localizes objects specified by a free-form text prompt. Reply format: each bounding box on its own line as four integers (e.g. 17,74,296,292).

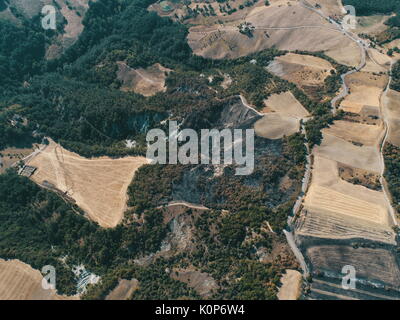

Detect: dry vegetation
184,1,360,64
261,91,310,119
254,113,300,139
27,140,148,228
267,53,334,87
0,259,77,300
338,163,381,190
277,269,302,300
105,279,139,300
116,62,172,97
170,267,219,298
382,89,400,147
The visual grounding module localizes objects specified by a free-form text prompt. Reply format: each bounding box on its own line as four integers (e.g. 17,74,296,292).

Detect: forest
384,143,400,214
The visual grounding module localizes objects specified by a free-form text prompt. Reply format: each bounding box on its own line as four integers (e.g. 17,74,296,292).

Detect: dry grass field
254,113,300,139
340,71,387,113
0,259,77,300
305,0,343,17
27,140,148,228
105,279,139,300
323,120,383,146
314,133,382,173
354,15,390,37
304,184,387,225
267,53,334,87
382,89,400,147
296,153,395,243
296,207,395,243
261,91,310,119
186,2,360,64
116,62,171,97
277,269,302,300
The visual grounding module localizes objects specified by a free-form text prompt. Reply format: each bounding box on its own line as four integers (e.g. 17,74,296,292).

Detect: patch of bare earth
105,279,139,300
267,53,334,87
254,113,300,139
117,62,172,97
46,0,93,60
170,267,219,298
27,140,148,228
277,269,302,300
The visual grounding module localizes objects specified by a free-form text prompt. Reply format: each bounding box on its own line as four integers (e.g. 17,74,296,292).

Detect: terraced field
282,0,400,300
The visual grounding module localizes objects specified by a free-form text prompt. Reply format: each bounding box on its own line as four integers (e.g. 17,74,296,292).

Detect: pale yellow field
296,153,395,243
27,140,148,228
0,259,77,300
262,91,310,119
314,133,382,173
297,207,395,244
363,49,392,73
382,89,400,147
324,44,362,67
277,269,302,300
304,184,387,224
254,113,300,139
323,120,383,146
340,72,388,113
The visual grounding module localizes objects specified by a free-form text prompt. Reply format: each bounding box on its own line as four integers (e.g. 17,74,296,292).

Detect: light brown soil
187,2,359,63
382,89,400,147
338,163,381,191
261,91,310,119
314,133,382,173
117,62,171,97
27,140,148,228
170,267,219,298
254,113,300,139
267,53,334,87
0,259,77,300
296,155,394,243
277,269,302,300
340,72,388,113
323,120,383,146
105,279,139,300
